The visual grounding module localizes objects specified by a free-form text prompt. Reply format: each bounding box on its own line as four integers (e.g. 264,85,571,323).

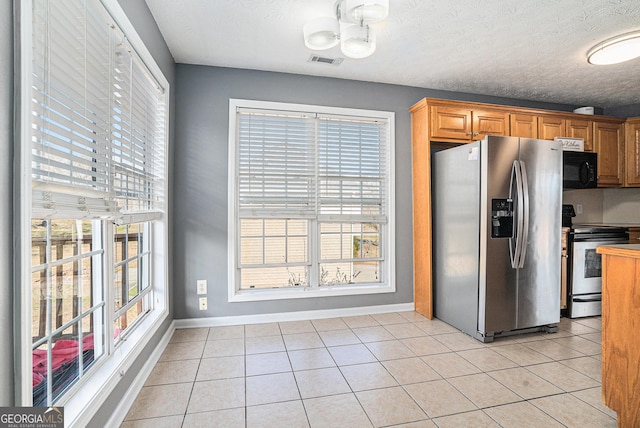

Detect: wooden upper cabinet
473,109,509,138
538,116,566,140
625,118,640,187
594,121,624,187
430,106,472,140
567,119,594,152
510,114,538,138
520,116,594,151
430,105,508,142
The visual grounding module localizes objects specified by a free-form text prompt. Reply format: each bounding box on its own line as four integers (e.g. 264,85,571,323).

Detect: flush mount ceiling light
339,0,389,24
340,24,377,59
302,0,389,59
303,17,340,50
587,30,640,65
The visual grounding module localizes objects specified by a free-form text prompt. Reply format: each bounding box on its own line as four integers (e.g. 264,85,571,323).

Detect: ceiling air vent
308,55,343,65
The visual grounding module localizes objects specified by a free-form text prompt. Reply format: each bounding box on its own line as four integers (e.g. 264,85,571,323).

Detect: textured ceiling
145,0,640,108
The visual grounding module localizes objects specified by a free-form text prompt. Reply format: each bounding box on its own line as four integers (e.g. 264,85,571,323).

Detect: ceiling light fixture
302,0,389,59
587,30,640,65
303,17,340,50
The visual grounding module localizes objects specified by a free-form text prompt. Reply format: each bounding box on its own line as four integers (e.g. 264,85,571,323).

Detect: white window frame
228,99,395,302
112,220,153,345
16,0,170,424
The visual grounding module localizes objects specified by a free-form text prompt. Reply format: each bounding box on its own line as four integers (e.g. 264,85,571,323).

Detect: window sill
59,307,169,428
228,282,396,302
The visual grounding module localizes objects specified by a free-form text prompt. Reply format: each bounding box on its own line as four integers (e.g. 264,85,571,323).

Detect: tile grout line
125,314,614,427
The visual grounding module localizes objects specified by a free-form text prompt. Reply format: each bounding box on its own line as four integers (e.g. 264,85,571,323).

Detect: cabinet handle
466,131,473,136
474,132,480,136
636,237,640,241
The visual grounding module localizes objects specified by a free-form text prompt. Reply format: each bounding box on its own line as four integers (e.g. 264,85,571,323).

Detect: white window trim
227,99,396,302
16,0,170,424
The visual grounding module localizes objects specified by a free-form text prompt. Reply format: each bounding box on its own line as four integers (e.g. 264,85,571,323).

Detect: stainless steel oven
569,225,628,318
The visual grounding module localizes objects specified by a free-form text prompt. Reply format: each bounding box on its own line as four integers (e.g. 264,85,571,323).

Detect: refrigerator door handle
518,160,530,268
509,160,524,269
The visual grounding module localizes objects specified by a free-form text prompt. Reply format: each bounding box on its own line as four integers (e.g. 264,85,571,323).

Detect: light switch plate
197,279,207,295
576,204,583,214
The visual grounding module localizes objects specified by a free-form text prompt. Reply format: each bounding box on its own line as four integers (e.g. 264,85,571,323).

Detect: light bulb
303,17,340,50
340,24,376,59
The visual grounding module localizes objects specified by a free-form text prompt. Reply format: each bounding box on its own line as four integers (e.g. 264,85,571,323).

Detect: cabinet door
538,116,566,140
625,120,640,187
567,119,594,152
430,106,472,140
510,114,538,138
473,110,509,138
594,122,624,187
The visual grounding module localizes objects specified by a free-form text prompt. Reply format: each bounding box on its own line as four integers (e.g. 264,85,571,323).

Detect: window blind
32,188,119,220
111,38,166,212
31,0,112,196
318,115,387,223
236,107,388,222
31,0,166,220
237,108,316,218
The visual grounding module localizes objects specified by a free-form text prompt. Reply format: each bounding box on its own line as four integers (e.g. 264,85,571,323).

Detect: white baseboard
174,302,415,329
106,320,176,428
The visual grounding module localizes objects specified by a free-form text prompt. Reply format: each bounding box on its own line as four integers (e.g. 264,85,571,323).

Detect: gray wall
605,103,640,118
172,64,581,320
1,0,14,407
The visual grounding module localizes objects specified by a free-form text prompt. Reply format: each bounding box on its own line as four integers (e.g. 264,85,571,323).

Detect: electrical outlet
576,204,583,214
197,279,207,295
199,297,208,311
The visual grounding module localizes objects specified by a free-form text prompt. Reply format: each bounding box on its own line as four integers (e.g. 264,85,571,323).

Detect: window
31,219,105,406
113,222,151,343
229,100,394,301
20,0,168,413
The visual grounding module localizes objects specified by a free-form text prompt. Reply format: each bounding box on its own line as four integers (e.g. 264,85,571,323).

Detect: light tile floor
121,313,616,427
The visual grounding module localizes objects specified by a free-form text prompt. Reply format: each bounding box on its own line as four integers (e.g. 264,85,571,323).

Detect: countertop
575,223,640,228
597,244,640,258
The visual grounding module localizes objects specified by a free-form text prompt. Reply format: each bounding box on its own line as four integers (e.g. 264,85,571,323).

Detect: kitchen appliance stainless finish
568,224,628,318
432,136,562,342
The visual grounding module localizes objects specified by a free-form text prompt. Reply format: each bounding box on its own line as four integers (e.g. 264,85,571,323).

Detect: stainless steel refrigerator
432,136,562,342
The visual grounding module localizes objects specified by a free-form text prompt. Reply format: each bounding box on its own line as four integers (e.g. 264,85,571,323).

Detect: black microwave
563,151,597,189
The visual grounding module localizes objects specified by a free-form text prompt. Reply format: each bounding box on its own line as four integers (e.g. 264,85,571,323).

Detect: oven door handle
573,296,602,303
573,237,629,243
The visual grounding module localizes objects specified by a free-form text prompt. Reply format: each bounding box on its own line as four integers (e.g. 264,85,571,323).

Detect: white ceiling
145,0,640,108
